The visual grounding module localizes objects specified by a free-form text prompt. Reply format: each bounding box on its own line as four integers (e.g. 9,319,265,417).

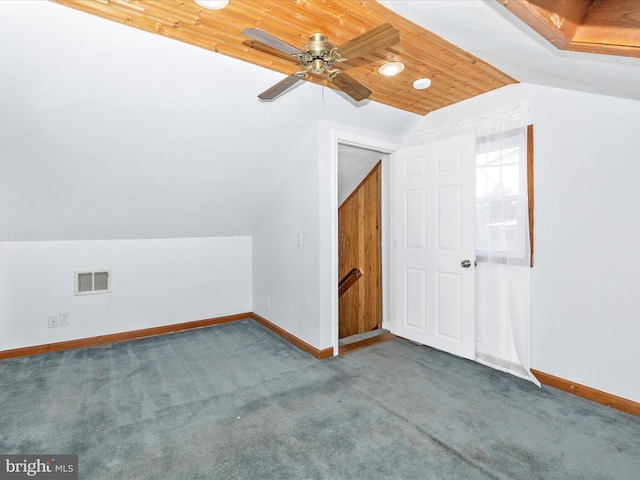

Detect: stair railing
338,267,363,297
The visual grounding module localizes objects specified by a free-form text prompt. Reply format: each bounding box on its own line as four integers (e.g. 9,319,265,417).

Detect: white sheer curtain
419,105,539,385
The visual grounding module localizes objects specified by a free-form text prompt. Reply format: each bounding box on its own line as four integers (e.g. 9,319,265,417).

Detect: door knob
461,259,472,268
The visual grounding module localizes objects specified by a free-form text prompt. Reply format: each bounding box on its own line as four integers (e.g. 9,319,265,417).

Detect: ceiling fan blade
330,71,371,102
242,28,304,56
336,23,399,61
258,74,305,101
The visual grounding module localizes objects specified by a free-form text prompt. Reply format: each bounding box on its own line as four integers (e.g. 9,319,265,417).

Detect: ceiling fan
241,23,399,102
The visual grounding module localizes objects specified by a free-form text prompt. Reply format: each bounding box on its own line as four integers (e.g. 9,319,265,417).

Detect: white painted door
391,134,476,359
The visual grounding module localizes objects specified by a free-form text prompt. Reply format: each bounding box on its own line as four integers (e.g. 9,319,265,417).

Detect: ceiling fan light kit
193,0,229,10
242,23,400,103
378,61,405,77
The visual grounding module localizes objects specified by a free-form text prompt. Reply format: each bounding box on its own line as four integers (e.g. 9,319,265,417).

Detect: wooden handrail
338,268,363,297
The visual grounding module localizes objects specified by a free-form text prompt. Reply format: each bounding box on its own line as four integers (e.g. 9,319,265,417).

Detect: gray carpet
1,319,638,479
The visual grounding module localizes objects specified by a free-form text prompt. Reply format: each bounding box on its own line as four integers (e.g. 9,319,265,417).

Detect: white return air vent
74,270,111,296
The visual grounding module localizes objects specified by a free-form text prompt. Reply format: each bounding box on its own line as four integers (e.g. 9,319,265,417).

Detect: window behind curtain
475,127,530,265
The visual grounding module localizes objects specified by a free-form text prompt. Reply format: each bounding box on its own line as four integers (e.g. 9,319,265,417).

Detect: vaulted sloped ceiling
52,0,517,116
1,1,422,242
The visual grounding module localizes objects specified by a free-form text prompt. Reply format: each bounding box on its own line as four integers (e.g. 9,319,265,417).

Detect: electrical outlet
48,314,58,328
59,311,71,326
266,297,271,309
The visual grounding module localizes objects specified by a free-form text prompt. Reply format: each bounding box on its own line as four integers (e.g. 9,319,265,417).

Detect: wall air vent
74,270,111,296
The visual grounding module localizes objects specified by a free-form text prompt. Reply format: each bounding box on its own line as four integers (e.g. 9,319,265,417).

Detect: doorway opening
337,143,390,352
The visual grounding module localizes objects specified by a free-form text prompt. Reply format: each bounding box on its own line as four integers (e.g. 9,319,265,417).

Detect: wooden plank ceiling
51,0,517,115
500,0,640,58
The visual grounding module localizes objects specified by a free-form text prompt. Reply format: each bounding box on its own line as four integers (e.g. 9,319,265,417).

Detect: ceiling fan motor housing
303,33,333,54
299,33,336,73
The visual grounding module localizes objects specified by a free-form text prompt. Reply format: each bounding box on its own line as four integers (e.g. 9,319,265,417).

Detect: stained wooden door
391,134,476,359
338,161,382,339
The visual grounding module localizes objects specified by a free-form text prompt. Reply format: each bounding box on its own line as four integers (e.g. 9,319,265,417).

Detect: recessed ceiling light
378,62,405,77
194,0,229,10
413,78,432,90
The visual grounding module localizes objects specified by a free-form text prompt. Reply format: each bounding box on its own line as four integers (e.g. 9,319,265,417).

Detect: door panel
435,272,461,340
405,189,426,249
405,268,426,330
437,185,461,251
392,134,475,359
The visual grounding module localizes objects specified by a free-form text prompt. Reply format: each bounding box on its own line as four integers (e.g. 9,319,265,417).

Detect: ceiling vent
75,270,111,296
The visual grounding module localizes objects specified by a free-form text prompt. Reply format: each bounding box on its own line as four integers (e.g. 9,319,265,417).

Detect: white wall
404,83,640,403
251,126,321,348
338,144,383,206
0,237,252,351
